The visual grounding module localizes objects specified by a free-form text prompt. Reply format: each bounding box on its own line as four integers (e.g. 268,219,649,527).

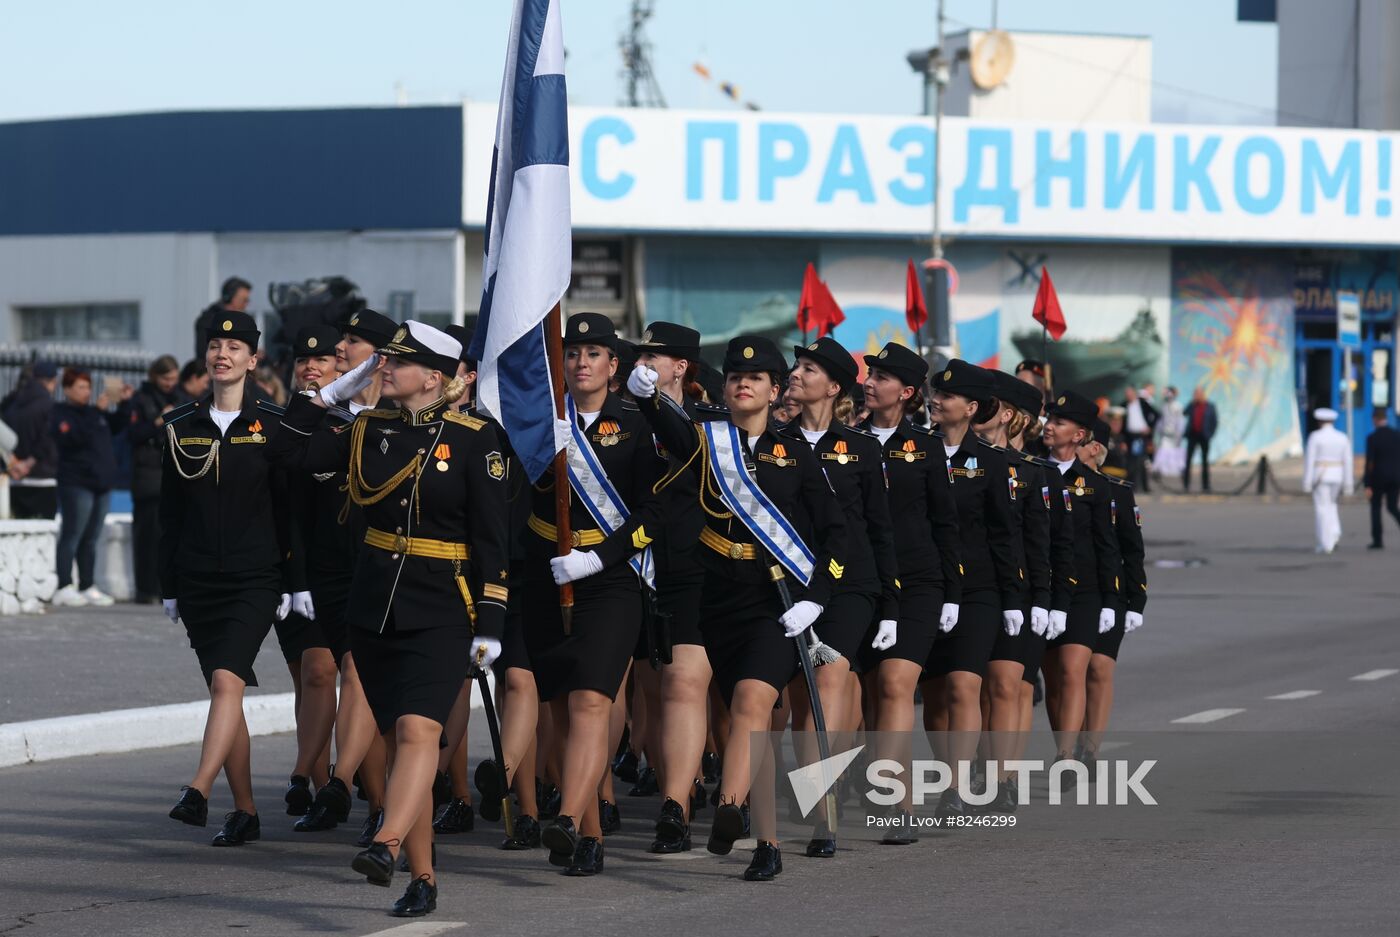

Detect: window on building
16,303,141,343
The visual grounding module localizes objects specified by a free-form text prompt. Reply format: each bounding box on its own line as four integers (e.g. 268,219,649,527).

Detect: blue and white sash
701,419,816,586
564,396,655,590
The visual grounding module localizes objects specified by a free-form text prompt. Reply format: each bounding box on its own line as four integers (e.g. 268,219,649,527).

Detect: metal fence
0,343,157,402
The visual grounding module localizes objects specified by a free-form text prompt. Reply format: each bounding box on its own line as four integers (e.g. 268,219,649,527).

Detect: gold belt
528,514,605,547
700,526,757,561
364,528,470,560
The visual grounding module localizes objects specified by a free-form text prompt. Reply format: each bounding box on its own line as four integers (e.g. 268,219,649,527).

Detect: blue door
1297,323,1396,453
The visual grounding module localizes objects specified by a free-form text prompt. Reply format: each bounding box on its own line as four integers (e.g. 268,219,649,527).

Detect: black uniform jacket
943,432,1024,610
159,392,291,598
285,404,363,594
1058,458,1122,609
268,394,510,640
526,393,668,573
1106,475,1146,615
640,396,847,607
1011,455,1052,611
859,418,962,603
652,397,706,585
777,420,899,621
1020,450,1078,612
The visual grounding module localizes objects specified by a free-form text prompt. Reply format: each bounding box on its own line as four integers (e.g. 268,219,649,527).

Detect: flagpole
545,301,574,633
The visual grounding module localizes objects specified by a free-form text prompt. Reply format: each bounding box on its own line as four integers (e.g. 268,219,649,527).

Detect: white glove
939,602,959,632
870,619,897,650
163,598,180,624
472,637,503,672
291,591,315,620
780,600,823,638
276,593,292,621
1125,611,1143,633
1030,607,1049,636
627,365,658,399
1047,609,1068,640
319,353,380,406
1098,607,1116,634
1002,609,1024,636
550,549,604,584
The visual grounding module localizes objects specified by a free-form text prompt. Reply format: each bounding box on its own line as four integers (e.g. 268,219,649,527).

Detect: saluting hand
550,549,604,584
1030,607,1049,636
318,353,382,407
162,598,180,624
1097,607,1116,634
1047,609,1068,640
939,603,959,632
627,365,658,399
1125,611,1143,633
870,619,897,650
1002,609,1024,636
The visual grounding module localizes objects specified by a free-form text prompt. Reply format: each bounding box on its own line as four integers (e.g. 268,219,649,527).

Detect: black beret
564,312,617,350
339,308,398,348
793,335,859,393
1092,419,1113,444
445,325,476,365
204,310,260,349
722,335,787,375
637,321,701,361
932,358,994,399
1047,390,1099,429
863,342,928,389
992,370,1044,417
293,324,340,359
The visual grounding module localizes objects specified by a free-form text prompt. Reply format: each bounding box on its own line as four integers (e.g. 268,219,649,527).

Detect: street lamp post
907,0,954,368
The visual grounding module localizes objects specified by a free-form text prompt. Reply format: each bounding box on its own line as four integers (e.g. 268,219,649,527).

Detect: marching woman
530,313,668,876
1080,419,1144,764
628,335,847,881
629,322,714,855
921,361,1024,817
279,324,343,818
162,311,292,847
269,321,510,918
857,343,961,843
981,372,1073,810
292,309,400,841
779,336,899,857
1040,393,1121,779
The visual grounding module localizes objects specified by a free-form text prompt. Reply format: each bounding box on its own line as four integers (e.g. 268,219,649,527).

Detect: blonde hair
834,391,855,425
1005,407,1031,440
443,374,469,404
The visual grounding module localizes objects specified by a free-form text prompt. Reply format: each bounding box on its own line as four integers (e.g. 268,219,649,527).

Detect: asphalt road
2,495,1398,936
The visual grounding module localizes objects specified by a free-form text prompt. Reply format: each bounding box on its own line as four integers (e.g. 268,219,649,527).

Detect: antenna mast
620,0,666,107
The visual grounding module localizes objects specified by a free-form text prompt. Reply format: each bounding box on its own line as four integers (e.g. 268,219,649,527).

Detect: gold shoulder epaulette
444,410,486,430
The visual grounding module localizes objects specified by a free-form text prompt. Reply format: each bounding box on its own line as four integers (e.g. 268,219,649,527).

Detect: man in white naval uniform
1303,408,1354,553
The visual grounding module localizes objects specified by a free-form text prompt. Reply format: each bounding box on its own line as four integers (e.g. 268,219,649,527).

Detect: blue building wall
0,107,462,235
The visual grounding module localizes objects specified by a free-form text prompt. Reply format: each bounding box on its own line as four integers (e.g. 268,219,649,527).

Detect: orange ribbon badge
902,439,917,452
834,440,848,454
434,443,452,461
772,444,787,458
249,420,263,433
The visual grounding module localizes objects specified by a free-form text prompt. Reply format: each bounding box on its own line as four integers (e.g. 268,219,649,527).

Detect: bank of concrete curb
0,677,494,769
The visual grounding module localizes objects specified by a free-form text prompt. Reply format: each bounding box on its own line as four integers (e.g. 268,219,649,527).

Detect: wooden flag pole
545,301,574,633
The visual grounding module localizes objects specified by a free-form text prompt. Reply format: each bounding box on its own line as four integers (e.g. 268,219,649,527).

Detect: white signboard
462,103,1400,245
1337,290,1362,349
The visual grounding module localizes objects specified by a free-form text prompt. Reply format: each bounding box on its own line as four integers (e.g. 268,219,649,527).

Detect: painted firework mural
1169,251,1301,462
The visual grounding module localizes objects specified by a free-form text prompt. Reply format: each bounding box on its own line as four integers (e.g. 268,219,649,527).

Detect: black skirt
864,580,943,671
923,588,999,679
308,575,353,664
988,612,1025,665
178,568,279,687
1021,626,1048,684
814,590,877,674
700,579,798,707
350,616,471,735
524,560,641,702
273,613,319,664
658,569,706,648
496,593,531,672
1048,594,1102,651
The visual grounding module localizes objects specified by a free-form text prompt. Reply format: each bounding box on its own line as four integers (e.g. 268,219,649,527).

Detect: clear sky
0,0,1278,125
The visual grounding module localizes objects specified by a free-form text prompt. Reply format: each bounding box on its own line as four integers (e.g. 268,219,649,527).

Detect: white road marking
1351,669,1399,682
1267,690,1322,700
360,922,467,937
1099,741,1133,752
1171,708,1246,724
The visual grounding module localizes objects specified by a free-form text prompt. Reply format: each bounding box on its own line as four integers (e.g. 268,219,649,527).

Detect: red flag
797,262,846,338
905,259,927,333
1032,266,1067,340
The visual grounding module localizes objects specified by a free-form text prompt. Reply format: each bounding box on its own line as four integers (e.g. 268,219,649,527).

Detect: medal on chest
434,442,452,471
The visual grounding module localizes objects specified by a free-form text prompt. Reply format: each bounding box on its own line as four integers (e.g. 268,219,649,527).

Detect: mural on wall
1169,251,1300,462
